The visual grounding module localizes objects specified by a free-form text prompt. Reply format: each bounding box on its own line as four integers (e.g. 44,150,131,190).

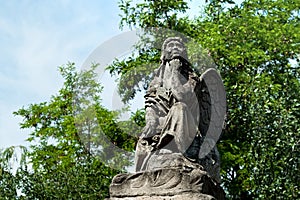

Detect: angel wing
197,68,226,159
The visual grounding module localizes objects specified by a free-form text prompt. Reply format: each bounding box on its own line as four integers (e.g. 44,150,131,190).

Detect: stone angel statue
135,37,226,183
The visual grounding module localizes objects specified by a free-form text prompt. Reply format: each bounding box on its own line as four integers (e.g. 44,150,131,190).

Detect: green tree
112,0,300,199
0,148,18,199
0,146,27,199
0,169,17,199
11,63,136,199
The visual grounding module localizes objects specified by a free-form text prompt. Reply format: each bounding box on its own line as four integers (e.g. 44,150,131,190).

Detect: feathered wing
197,68,226,183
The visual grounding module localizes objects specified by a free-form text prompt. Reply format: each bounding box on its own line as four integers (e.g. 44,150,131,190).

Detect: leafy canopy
2,63,137,199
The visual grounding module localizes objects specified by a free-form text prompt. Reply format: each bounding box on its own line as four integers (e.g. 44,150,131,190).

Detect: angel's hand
140,120,158,138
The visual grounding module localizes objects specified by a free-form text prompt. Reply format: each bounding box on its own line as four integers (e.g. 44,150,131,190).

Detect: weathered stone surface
109,165,225,200
134,37,226,183
146,153,204,171
108,193,215,200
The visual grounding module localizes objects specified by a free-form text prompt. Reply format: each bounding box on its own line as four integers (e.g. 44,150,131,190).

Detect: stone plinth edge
109,167,225,200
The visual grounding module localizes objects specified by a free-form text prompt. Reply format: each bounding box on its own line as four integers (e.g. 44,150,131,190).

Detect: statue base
107,162,225,200
108,193,216,200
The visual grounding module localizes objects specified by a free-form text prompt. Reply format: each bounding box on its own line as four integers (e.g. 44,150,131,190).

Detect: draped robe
135,58,203,171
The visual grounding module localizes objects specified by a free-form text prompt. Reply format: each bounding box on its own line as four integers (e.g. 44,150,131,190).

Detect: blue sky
0,0,126,149
0,0,206,150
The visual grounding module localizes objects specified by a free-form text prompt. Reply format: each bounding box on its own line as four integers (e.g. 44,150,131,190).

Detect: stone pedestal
107,162,225,200
109,193,215,200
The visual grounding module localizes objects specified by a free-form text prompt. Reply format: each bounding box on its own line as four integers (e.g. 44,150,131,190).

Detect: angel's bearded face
166,40,185,59
162,38,188,62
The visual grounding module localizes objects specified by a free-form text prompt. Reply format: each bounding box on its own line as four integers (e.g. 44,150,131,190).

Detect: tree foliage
0,147,22,199
1,63,137,199
112,0,300,199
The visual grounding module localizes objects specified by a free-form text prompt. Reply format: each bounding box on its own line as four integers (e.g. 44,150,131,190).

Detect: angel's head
161,37,188,64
